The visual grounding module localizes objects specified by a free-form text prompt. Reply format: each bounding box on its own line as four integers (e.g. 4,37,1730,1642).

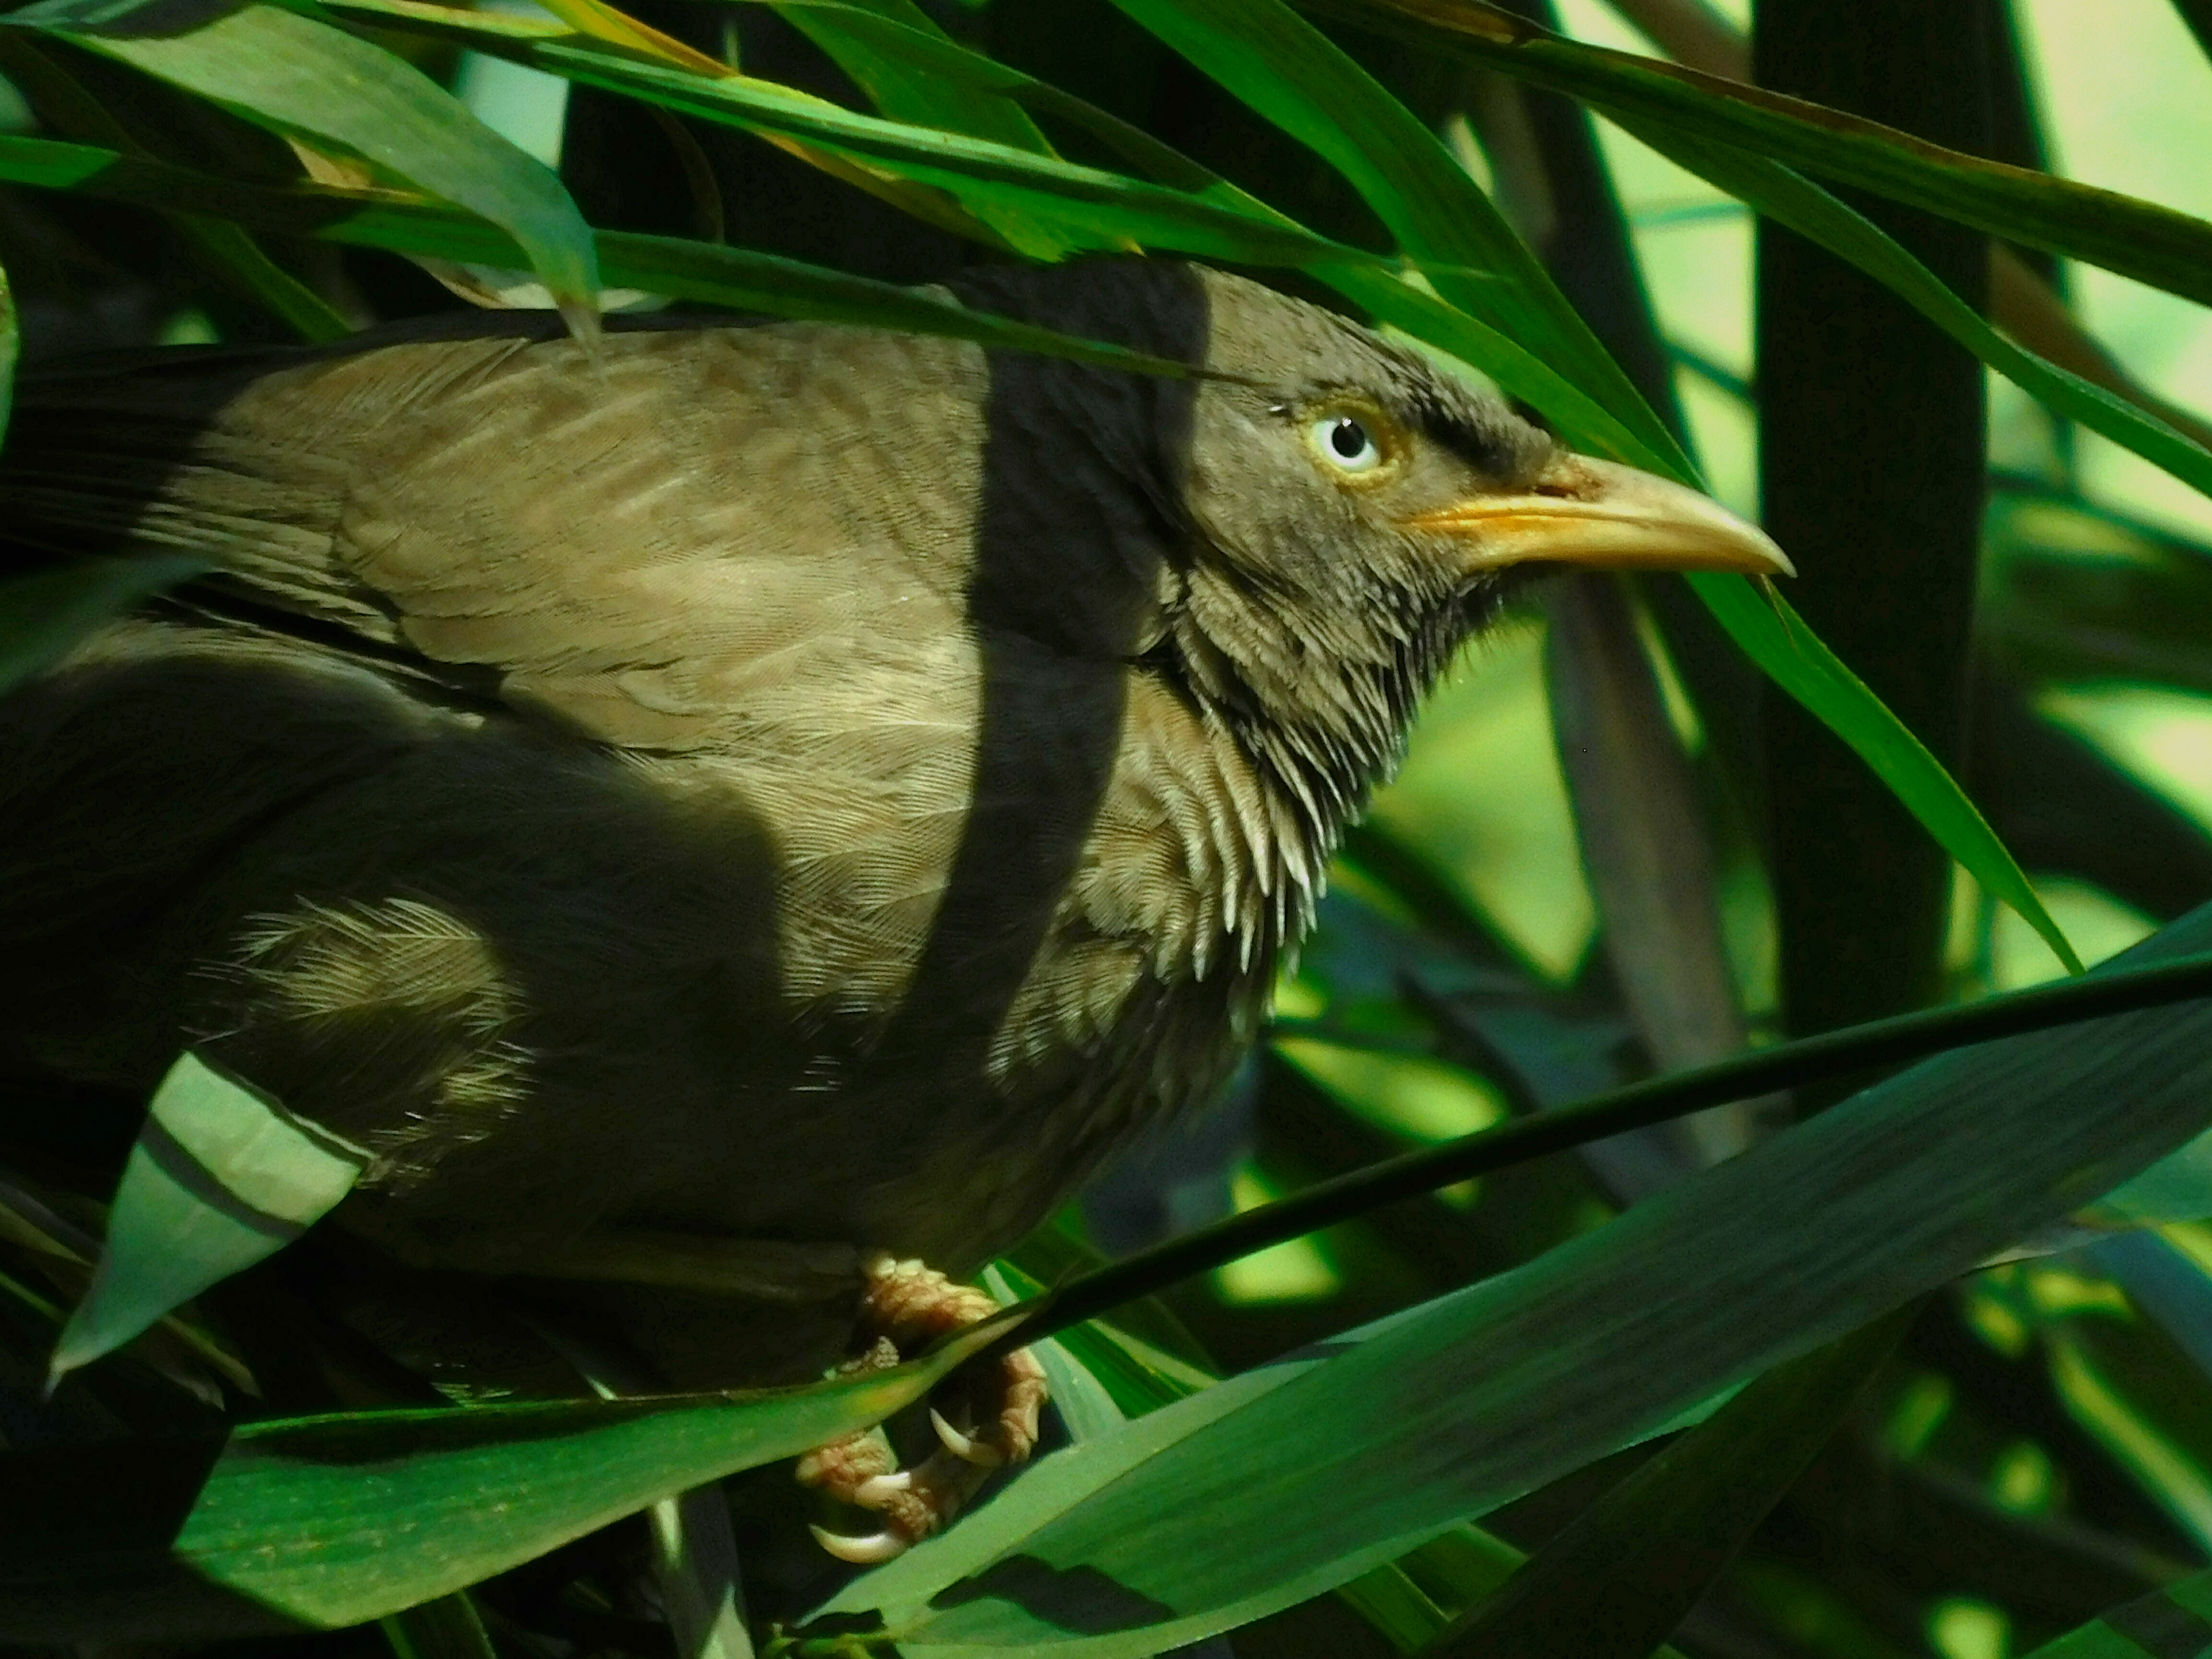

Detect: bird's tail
0,346,282,569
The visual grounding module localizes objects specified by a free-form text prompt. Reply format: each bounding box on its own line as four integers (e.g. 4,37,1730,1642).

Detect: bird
0,256,1787,1555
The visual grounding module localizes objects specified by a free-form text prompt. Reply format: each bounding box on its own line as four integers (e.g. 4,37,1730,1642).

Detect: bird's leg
797,1252,1047,1563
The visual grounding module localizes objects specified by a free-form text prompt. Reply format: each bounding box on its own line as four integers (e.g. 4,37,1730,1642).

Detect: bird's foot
796,1253,1046,1563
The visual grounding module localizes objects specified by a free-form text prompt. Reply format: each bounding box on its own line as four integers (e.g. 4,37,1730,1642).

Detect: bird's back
0,308,1269,1322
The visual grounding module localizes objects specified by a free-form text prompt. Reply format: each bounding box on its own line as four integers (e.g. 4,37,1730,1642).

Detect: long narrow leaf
1105,0,1672,458
1426,1309,1910,1659
3,0,600,329
1642,131,2212,505
48,1052,369,1390
0,134,1211,380
1690,575,2082,973
795,907,2212,1654
0,1309,1024,1641
1305,0,2212,313
769,0,1075,258
0,35,349,340
295,0,1370,269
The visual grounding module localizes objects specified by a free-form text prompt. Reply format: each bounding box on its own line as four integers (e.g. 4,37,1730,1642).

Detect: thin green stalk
1003,950,2212,1348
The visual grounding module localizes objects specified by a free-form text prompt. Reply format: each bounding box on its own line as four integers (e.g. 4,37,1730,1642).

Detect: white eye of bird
1310,412,1384,474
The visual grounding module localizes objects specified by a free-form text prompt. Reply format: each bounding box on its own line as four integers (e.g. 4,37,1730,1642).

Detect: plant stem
1005,950,2212,1346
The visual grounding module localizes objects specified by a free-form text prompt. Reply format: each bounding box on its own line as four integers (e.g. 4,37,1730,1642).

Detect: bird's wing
1,322,995,753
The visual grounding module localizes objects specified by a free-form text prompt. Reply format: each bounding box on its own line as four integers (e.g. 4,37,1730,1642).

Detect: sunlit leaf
790,908,2212,1653
1691,574,2082,974
1635,131,2212,505
765,0,1074,256
0,135,1208,380
304,0,1368,268
48,1052,368,1391
1306,0,2212,312
2,0,600,330
0,34,351,340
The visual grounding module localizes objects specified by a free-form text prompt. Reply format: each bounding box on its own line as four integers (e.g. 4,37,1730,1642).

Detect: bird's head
947,259,1788,863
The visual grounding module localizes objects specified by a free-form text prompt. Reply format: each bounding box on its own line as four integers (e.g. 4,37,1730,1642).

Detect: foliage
4,1,2212,1656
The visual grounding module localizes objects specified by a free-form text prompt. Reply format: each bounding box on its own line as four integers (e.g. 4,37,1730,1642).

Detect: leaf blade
4,0,599,329
799,907,2212,1653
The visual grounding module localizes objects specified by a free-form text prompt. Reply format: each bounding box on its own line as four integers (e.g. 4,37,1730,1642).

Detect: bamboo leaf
1638,131,2212,505
48,1051,369,1391
1689,575,2082,974
778,911,2212,1653
0,1309,1023,1641
1306,0,2212,313
295,0,1370,268
1424,1309,1910,1659
1104,0,1670,455
766,0,1072,255
2,0,600,331
0,134,1211,378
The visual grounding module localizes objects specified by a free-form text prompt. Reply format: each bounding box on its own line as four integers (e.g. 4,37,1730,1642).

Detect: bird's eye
1309,412,1385,475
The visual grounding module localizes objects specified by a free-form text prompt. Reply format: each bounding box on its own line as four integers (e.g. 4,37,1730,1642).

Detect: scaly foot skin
797,1253,1048,1563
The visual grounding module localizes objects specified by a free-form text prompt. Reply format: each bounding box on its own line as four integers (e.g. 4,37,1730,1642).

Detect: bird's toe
797,1252,1049,1560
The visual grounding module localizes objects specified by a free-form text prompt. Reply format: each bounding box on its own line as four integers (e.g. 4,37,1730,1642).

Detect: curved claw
854,1469,914,1504
932,1406,1004,1467
809,1523,909,1565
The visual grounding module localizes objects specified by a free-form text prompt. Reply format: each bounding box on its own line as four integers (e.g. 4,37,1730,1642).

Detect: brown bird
0,258,1785,1553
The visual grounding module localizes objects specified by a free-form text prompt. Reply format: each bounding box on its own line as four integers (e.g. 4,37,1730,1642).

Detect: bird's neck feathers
1169,565,1480,948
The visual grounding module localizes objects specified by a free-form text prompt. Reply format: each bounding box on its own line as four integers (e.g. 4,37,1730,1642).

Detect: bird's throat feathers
1166,557,1495,962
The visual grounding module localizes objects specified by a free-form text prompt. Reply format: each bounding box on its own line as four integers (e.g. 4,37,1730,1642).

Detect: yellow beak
1403,454,1794,577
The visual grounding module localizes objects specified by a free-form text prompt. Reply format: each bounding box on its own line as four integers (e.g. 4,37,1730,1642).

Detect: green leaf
48,1051,369,1391
2090,1144,2212,1229
1103,0,1673,459
1635,132,2212,506
793,906,2212,1654
1424,1308,1911,1659
0,1308,1021,1641
380,1595,498,1659
301,0,1370,270
0,34,350,340
1306,0,2212,313
2015,1574,2212,1659
0,555,205,696
777,0,1053,153
0,133,1210,379
764,0,1073,257
2,0,600,331
1688,574,2083,974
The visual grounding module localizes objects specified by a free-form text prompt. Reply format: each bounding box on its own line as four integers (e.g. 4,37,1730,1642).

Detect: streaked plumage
0,259,1783,1404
